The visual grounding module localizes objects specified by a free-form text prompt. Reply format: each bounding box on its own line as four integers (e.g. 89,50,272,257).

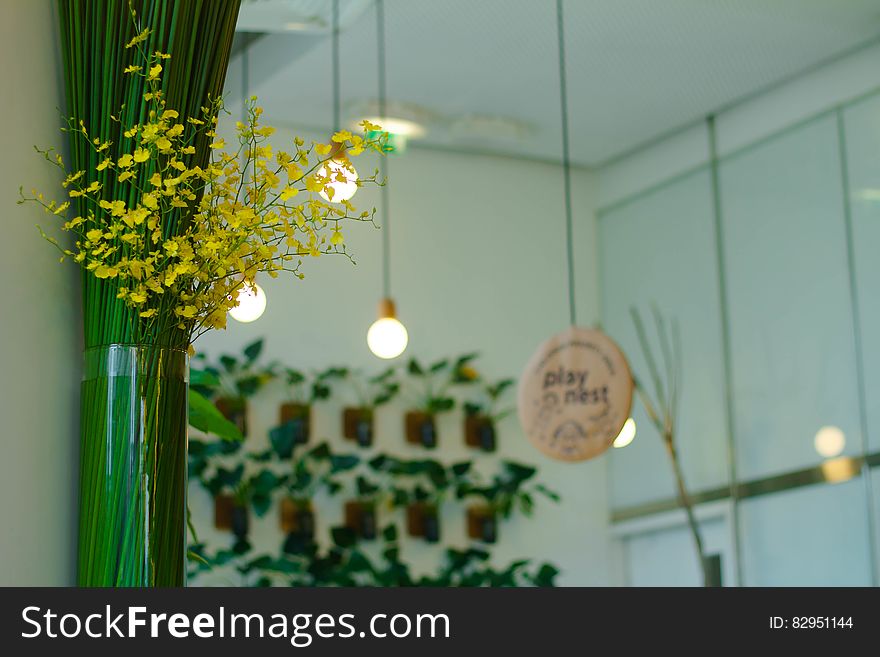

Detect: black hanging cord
332,0,341,131
377,0,391,299
556,0,577,326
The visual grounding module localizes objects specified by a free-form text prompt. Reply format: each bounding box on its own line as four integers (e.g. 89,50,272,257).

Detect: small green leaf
188,390,243,442
190,367,220,389
331,526,357,548
243,339,264,362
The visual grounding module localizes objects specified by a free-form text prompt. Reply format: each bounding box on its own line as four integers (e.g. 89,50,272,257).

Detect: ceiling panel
232,0,880,166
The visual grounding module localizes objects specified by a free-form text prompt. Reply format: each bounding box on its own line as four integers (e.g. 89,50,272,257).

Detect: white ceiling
233,0,880,167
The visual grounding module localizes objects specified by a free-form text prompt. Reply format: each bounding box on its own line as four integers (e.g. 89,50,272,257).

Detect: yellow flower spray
22,26,388,351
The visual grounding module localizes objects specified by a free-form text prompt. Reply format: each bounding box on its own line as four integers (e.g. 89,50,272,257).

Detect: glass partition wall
599,92,880,586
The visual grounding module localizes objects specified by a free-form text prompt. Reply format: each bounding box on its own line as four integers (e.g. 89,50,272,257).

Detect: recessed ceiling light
348,100,433,141
283,21,315,31
357,116,426,139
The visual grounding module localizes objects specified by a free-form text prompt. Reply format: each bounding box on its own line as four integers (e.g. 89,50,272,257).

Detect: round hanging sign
518,326,633,462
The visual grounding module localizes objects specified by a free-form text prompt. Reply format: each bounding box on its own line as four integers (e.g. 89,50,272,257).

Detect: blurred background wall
4,1,880,586
0,0,80,585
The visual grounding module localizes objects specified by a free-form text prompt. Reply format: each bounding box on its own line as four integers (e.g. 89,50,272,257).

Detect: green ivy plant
403,353,480,415
187,346,563,587
284,442,360,504
459,461,559,519
196,338,276,400
343,366,400,409
463,377,516,423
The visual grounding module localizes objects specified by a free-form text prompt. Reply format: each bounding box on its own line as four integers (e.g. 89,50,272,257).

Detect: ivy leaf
489,378,515,399
519,492,534,516
357,475,380,497
190,367,220,389
382,524,398,542
429,397,455,413
388,488,406,507
530,563,559,587
312,382,331,400
188,390,243,442
219,354,238,373
309,442,331,460
407,359,424,376
320,367,348,380
331,526,357,548
251,493,272,517
243,339,264,363
454,352,479,368
370,367,395,383
251,469,284,496
286,369,306,385
463,402,483,417
428,359,449,373
269,422,296,459
503,461,537,485
535,483,561,502
236,375,262,397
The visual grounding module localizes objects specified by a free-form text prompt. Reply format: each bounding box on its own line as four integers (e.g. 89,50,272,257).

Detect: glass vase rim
83,343,190,356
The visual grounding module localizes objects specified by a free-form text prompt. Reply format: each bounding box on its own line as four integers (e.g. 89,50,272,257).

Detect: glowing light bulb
229,283,267,323
367,298,408,359
814,425,845,458
613,418,636,448
318,158,358,203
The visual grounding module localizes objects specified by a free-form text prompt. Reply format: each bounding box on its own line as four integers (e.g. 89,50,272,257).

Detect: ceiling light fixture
359,115,425,139
367,0,408,360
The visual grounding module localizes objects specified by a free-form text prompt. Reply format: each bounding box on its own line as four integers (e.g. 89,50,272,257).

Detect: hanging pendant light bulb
320,0,358,204
229,283,267,323
612,418,637,448
318,157,358,203
366,0,408,359
367,298,408,359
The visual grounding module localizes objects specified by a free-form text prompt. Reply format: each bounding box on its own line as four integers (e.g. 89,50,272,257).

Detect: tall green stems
630,307,711,587
56,0,241,349
79,346,188,586
57,0,241,585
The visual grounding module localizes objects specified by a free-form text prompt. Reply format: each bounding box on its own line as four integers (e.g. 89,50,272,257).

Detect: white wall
596,40,880,586
193,124,612,585
0,1,80,585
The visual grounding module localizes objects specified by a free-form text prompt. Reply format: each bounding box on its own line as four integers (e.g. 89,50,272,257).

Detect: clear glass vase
78,345,189,586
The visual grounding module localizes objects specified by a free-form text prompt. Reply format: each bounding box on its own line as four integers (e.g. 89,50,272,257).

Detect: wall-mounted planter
271,402,311,456
465,415,496,452
467,506,497,544
407,502,440,543
214,494,249,538
215,396,248,437
344,501,377,540
280,497,315,539
343,407,374,447
405,411,436,449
